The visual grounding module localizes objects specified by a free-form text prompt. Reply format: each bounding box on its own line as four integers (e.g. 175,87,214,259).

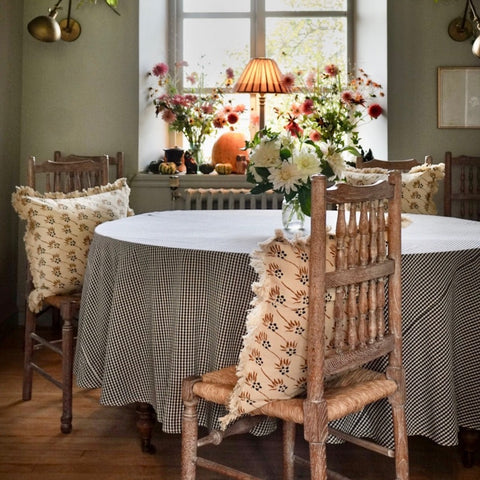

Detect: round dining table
74,210,480,453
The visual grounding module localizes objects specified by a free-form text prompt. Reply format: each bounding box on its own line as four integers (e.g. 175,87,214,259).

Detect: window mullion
254,0,265,57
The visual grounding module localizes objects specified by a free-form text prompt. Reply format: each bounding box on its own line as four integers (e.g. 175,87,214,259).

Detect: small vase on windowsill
282,197,305,232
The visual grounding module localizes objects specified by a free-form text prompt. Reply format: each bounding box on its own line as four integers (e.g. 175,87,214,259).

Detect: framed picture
438,66,480,128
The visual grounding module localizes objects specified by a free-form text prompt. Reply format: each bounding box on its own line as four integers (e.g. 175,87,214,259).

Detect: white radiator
183,188,283,210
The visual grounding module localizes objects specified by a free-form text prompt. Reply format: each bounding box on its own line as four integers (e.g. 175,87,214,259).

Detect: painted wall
0,0,24,335
19,0,140,179
2,0,480,329
388,0,480,162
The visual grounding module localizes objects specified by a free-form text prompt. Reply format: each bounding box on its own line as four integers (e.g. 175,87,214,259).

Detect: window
169,0,352,158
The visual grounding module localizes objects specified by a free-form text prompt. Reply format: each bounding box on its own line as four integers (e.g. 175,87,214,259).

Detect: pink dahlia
152,62,169,77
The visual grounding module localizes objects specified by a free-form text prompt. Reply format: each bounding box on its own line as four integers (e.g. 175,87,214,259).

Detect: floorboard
1,327,479,479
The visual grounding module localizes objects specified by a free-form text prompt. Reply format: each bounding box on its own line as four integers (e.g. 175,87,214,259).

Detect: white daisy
292,144,320,182
268,162,303,194
326,152,345,180
250,137,282,168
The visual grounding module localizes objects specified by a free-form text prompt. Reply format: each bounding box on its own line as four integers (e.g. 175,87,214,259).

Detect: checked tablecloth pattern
74,210,480,446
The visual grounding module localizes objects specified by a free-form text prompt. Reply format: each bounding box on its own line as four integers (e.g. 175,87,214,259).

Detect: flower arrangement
278,64,384,158
149,61,246,163
246,64,384,217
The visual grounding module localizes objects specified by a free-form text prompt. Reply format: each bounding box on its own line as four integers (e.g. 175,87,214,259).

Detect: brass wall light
28,0,81,43
448,0,480,57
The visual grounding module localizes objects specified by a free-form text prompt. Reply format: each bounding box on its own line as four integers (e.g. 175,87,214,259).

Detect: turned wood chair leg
60,304,74,434
459,427,480,468
22,308,35,402
135,402,157,454
182,377,201,480
282,421,296,480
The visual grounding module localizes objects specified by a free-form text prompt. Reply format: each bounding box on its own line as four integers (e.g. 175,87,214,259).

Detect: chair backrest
308,172,403,394
356,156,420,171
53,150,124,182
444,151,480,220
27,155,109,193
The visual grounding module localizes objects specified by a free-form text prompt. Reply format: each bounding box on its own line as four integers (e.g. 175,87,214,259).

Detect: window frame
167,0,355,150
168,0,354,88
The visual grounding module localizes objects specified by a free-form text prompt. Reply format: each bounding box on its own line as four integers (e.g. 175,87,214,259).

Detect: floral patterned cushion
12,178,132,313
344,163,445,214
220,230,336,428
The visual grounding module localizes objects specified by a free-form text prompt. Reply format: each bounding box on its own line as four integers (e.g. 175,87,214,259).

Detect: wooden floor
1,326,479,480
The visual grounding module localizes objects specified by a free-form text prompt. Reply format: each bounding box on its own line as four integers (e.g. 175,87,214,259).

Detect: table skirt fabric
74,212,480,446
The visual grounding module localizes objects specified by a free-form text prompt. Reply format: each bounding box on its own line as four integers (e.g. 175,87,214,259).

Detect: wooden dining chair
444,151,480,220
54,150,124,182
22,155,109,434
356,156,420,171
181,171,408,479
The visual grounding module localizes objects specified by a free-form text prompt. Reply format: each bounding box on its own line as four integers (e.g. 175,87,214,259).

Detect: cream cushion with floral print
12,178,132,313
220,230,337,428
344,163,445,214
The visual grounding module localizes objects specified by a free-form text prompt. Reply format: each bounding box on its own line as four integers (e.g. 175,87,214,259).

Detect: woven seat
182,171,409,479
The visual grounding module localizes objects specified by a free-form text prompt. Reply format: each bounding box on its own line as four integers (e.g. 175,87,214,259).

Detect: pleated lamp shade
234,58,290,129
234,57,291,94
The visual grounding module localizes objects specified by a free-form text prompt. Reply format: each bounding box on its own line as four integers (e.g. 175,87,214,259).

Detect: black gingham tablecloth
74,211,480,446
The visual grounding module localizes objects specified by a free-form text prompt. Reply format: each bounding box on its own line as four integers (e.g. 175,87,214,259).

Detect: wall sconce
233,57,292,130
448,0,480,57
28,0,81,43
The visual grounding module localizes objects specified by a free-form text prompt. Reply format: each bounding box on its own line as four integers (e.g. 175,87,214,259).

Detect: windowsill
131,172,253,188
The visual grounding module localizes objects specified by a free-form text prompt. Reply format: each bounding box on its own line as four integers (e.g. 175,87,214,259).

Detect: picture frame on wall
438,66,480,129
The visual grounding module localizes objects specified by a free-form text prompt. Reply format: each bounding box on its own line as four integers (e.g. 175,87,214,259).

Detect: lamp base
448,16,473,41
59,18,81,42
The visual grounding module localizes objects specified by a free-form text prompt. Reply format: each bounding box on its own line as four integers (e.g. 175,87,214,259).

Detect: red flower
227,112,239,125
324,64,339,77
341,91,353,104
309,130,321,142
282,72,296,89
301,99,314,115
285,119,303,137
367,103,383,119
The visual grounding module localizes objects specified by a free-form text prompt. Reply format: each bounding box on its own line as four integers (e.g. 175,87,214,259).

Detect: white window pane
265,0,347,11
184,0,250,13
183,19,250,86
266,17,347,73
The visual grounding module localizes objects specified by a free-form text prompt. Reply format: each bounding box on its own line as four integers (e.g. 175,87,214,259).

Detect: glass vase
188,142,203,165
282,197,305,232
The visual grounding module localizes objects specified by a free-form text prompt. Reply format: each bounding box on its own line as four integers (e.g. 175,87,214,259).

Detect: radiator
183,188,283,210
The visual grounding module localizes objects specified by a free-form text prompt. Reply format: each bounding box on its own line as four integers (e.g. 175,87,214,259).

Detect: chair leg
392,404,409,480
282,421,296,480
59,304,74,434
22,307,36,401
181,376,202,480
308,442,328,480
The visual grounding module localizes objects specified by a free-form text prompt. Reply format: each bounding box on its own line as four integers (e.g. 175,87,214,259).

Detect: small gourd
159,162,177,175
215,163,233,175
199,163,215,175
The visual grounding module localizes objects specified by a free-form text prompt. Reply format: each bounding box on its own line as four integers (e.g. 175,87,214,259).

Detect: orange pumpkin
211,131,249,174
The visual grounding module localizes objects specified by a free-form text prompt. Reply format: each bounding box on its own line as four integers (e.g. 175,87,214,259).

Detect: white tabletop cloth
95,210,480,254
